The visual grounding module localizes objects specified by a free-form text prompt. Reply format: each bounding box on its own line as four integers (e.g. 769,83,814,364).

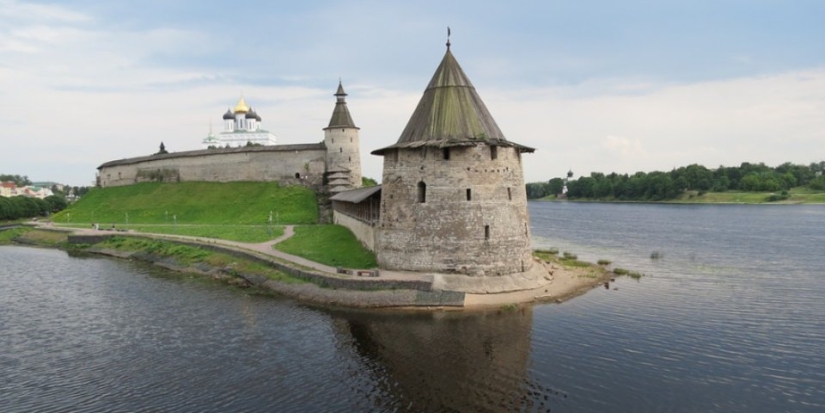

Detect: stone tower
372,41,535,277
324,81,362,193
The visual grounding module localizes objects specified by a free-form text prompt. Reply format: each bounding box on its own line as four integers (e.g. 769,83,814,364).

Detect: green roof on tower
324,80,358,130
372,38,534,155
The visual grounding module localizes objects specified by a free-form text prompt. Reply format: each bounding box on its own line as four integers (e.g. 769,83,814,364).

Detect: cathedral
202,96,277,148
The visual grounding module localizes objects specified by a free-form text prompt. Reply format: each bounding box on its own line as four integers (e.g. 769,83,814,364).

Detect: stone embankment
53,225,608,309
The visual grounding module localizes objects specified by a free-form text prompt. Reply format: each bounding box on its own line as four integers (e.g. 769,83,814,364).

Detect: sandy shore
463,259,611,307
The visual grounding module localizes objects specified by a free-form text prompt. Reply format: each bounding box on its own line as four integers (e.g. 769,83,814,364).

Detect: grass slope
274,225,377,269
53,182,318,225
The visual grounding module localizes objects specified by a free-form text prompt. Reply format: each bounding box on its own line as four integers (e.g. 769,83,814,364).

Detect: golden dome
233,96,250,114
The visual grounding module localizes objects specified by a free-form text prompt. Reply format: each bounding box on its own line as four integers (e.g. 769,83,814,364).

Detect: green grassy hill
52,182,318,225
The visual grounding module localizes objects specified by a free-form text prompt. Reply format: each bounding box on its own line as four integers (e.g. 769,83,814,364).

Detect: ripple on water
2,202,825,413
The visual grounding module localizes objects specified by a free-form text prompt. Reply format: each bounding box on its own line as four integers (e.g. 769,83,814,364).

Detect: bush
562,251,578,260
766,193,790,202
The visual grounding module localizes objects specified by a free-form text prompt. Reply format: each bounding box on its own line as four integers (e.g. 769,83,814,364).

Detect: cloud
486,67,825,180
603,135,647,157
0,0,91,23
1,1,824,186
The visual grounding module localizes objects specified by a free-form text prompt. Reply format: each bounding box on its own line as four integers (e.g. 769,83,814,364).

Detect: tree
0,174,31,186
809,175,825,190
547,178,564,195
526,182,551,199
361,176,378,187
44,195,68,213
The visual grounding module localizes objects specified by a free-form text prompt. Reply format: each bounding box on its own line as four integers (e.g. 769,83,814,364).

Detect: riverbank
3,226,615,310
538,188,825,204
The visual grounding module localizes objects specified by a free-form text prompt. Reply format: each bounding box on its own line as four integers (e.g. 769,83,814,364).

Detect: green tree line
526,161,825,201
0,195,67,221
0,174,32,187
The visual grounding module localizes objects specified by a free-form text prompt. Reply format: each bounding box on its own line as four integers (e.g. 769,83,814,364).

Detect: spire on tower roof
325,80,358,129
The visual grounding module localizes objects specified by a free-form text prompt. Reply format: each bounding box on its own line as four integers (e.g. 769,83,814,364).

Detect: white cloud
603,135,647,157
1,1,823,187
487,67,825,181
0,0,91,23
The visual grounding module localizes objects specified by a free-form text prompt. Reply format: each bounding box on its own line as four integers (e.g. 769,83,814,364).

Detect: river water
1,203,823,412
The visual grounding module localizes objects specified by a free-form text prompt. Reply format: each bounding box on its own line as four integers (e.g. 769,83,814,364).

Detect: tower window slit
484,225,490,240
507,187,512,200
417,181,426,203
443,148,450,160
490,146,498,160
466,188,472,201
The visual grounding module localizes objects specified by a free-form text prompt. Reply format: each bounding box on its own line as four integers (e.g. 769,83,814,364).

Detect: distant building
0,181,16,197
9,185,54,199
202,96,277,148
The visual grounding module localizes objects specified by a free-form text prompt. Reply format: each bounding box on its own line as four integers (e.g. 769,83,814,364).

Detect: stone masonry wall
99,147,327,188
377,144,533,276
333,210,376,251
324,127,361,185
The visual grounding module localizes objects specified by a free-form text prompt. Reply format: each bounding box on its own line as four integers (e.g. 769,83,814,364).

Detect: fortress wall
99,148,327,187
377,145,533,276
333,211,376,251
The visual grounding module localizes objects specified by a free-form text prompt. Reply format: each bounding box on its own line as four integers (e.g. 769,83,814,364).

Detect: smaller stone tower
324,81,362,193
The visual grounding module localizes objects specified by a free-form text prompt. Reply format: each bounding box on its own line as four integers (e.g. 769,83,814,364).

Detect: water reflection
327,308,564,412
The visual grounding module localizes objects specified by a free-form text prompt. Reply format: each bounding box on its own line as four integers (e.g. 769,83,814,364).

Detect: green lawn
672,188,825,204
0,227,67,246
52,182,318,225
274,225,377,269
98,237,306,284
0,227,30,244
671,191,769,203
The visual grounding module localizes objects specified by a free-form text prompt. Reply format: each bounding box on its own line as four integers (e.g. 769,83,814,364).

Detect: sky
2,0,824,186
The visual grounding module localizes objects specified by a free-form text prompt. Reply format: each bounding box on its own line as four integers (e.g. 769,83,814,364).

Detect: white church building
202,96,277,148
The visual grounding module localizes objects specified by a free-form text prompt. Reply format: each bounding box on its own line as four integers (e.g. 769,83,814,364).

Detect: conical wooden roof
372,47,533,155
324,81,358,130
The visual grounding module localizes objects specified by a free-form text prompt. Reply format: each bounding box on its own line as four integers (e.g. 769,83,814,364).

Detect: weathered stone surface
376,145,533,276
98,147,328,188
